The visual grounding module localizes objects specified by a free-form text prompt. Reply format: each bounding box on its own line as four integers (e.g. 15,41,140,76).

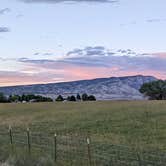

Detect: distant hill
0,75,157,100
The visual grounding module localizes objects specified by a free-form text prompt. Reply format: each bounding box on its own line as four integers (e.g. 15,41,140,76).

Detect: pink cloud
54,65,166,82
1,59,166,87
1,48,166,87
0,71,64,87
0,64,165,87
151,52,166,59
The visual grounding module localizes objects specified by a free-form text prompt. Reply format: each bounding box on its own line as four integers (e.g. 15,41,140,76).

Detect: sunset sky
0,0,166,86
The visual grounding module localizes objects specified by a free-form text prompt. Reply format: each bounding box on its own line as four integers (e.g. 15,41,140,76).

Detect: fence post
27,128,31,155
87,137,92,166
9,126,13,151
137,152,142,166
54,133,57,163
9,126,13,145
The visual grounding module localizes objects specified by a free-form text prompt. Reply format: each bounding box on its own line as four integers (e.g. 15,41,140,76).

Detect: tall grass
0,101,165,165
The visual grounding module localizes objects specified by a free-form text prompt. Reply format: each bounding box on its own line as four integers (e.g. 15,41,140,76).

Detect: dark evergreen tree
8,95,13,102
70,95,76,101
67,96,71,101
21,94,27,101
82,93,88,101
76,93,81,100
56,95,64,101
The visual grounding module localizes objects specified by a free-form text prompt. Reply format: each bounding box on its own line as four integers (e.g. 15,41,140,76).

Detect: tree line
0,93,96,103
55,93,96,102
0,93,53,103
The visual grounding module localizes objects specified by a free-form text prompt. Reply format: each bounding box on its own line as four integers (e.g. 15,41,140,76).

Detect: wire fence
0,127,166,166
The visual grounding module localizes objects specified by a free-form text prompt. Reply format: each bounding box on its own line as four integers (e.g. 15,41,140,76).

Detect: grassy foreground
0,100,166,150
0,101,166,165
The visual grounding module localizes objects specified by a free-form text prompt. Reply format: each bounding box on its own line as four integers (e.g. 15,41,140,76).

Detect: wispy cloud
19,0,118,4
120,18,166,27
0,8,10,15
146,18,166,23
0,27,10,33
33,52,54,56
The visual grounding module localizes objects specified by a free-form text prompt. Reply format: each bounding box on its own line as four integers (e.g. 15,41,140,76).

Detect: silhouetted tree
8,95,20,102
76,93,81,100
88,95,96,101
70,95,76,101
140,80,166,100
67,96,71,101
56,95,64,101
66,95,76,101
0,92,7,103
21,94,27,101
82,93,88,101
8,95,13,102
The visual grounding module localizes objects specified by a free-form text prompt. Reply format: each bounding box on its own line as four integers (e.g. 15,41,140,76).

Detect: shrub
70,95,76,101
88,95,96,101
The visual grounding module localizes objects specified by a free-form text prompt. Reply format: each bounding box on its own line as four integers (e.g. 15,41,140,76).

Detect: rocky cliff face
0,75,157,100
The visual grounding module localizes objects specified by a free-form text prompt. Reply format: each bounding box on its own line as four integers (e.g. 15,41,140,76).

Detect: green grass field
0,100,166,150
0,101,166,165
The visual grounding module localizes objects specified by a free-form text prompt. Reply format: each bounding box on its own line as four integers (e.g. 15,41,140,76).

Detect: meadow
0,101,166,165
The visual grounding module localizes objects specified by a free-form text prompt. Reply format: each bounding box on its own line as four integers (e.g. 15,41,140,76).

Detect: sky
0,0,166,86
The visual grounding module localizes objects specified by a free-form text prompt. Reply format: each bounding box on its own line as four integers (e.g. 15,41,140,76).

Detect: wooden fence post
27,128,31,155
9,126,13,145
137,152,142,166
54,133,57,163
87,137,92,166
9,126,13,152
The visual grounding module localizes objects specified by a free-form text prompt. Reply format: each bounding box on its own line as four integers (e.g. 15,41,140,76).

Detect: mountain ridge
0,75,157,100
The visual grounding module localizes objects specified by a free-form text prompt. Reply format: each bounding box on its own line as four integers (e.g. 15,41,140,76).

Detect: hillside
0,75,157,100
